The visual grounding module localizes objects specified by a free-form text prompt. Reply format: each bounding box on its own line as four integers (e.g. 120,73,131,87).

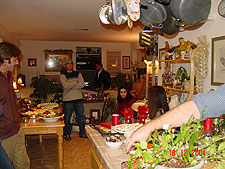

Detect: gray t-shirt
191,84,225,121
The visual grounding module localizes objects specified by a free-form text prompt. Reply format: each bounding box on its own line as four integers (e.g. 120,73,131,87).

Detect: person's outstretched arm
126,100,200,152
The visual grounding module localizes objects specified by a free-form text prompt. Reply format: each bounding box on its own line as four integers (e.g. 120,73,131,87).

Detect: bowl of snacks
105,134,123,148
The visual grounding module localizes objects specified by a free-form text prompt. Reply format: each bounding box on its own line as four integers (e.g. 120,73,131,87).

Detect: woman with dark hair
148,86,169,119
114,86,136,116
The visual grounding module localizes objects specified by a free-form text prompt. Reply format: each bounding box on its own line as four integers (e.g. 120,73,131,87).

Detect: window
106,51,121,77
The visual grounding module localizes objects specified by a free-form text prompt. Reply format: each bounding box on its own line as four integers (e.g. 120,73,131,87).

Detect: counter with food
86,126,129,169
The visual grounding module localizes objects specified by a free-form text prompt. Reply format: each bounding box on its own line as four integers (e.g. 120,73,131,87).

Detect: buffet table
21,118,65,169
86,126,128,169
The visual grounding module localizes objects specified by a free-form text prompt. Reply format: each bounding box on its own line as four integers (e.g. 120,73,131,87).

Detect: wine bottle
203,118,213,141
213,118,220,135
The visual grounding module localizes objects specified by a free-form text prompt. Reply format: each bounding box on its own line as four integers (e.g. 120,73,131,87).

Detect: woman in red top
114,86,136,115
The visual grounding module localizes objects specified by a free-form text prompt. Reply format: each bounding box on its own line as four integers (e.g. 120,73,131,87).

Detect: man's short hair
95,61,103,67
0,42,21,64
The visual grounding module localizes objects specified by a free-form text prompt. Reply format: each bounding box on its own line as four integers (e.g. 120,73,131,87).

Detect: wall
0,25,20,45
158,0,225,93
19,40,131,87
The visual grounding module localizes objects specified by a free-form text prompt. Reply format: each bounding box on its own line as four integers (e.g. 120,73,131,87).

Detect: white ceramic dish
105,140,123,148
41,116,62,123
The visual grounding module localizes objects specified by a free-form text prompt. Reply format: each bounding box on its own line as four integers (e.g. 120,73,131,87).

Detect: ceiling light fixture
74,28,89,31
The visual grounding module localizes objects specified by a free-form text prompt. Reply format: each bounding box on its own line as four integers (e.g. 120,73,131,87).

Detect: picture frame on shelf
122,56,130,69
211,36,225,86
28,58,37,67
90,109,100,121
44,50,73,72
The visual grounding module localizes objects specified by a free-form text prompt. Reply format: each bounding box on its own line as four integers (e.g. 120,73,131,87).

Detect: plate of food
112,123,143,134
105,134,123,148
38,110,63,123
37,102,59,109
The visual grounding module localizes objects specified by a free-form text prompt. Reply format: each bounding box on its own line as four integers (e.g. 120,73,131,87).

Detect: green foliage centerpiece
128,116,225,169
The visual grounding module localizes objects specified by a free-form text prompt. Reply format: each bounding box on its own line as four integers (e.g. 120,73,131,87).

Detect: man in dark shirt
94,62,111,90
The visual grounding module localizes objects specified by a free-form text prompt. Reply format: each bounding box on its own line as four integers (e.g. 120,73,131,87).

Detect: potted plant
30,75,55,103
128,116,225,169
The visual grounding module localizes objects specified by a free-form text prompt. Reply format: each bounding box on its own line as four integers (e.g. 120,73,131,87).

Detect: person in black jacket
94,62,111,90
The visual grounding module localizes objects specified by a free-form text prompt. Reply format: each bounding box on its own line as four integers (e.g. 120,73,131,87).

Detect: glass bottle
203,118,213,141
213,118,220,135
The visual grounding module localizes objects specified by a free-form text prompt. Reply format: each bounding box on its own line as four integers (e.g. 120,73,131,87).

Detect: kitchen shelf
160,50,196,101
158,59,191,63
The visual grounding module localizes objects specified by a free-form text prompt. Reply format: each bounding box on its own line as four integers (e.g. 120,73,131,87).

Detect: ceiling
0,0,145,43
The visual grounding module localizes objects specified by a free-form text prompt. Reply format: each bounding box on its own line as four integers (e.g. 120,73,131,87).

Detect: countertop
86,126,128,169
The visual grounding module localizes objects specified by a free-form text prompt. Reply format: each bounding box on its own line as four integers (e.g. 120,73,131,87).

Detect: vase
155,161,205,169
139,114,147,124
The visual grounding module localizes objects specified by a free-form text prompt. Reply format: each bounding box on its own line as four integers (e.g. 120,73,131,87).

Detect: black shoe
79,134,88,138
63,135,71,141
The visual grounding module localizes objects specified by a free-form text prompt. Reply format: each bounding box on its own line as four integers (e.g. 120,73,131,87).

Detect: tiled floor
26,131,92,169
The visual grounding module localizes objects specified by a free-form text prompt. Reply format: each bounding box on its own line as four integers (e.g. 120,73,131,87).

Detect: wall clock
218,0,225,17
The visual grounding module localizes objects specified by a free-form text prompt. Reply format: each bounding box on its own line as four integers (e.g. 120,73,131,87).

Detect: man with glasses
60,58,87,140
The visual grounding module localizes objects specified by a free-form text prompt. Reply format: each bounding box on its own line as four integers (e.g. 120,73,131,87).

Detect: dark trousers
0,139,15,169
63,99,85,137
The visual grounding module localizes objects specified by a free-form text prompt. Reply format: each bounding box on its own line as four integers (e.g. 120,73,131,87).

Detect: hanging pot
108,5,116,25
99,5,111,24
161,5,180,35
111,0,128,25
169,0,211,25
140,0,167,28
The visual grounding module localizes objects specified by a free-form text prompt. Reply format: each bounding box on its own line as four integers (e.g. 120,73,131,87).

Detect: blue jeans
0,139,14,169
63,99,85,137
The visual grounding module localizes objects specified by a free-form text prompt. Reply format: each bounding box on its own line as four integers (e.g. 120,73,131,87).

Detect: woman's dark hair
148,85,169,119
117,86,133,103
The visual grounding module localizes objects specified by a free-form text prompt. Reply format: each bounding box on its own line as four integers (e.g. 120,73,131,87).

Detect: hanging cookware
155,0,170,5
140,0,167,28
169,0,211,25
99,5,111,24
161,5,180,35
111,0,128,25
108,5,116,25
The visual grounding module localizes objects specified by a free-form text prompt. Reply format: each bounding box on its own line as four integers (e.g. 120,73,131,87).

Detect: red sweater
114,97,136,115
0,72,20,140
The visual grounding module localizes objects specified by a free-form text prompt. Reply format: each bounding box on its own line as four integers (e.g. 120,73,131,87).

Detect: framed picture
90,109,100,121
158,48,167,69
211,36,225,86
44,50,73,72
122,56,130,69
28,58,37,67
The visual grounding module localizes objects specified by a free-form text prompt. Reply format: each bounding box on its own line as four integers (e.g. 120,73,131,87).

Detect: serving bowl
41,116,62,123
105,140,123,148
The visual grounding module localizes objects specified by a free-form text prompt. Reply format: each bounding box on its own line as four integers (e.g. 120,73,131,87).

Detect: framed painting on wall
44,50,73,72
90,109,100,121
28,58,37,67
211,36,225,86
122,56,130,69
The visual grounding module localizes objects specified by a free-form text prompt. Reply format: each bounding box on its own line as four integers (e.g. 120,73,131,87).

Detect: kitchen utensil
169,0,211,25
99,5,110,24
140,0,167,28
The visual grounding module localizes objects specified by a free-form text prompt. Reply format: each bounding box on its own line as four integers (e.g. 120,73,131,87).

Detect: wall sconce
13,81,19,92
17,77,24,86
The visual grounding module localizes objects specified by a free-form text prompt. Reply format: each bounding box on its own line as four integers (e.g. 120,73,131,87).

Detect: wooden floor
26,131,92,169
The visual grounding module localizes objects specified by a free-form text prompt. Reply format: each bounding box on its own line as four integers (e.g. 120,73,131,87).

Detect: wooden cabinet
76,47,101,70
158,52,195,101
